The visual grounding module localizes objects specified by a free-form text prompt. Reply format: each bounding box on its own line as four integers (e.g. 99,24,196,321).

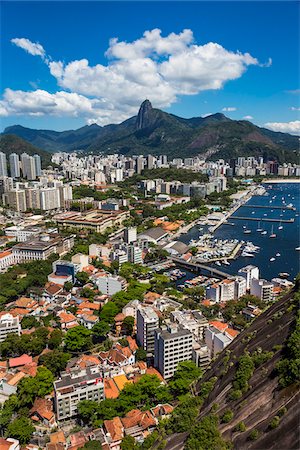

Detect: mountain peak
136,99,153,129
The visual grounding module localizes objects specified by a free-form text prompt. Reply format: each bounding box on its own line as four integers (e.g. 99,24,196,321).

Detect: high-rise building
146,154,155,170
250,278,273,302
0,152,8,177
9,153,20,178
25,188,41,210
40,187,61,210
136,306,159,354
95,275,127,296
124,227,137,244
238,265,260,290
3,189,27,212
33,154,42,177
21,153,36,180
0,313,21,343
54,367,104,421
128,244,143,264
154,324,193,379
136,156,144,174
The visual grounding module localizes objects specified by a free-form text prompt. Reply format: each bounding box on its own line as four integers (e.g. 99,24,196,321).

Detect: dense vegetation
0,254,57,309
0,134,52,167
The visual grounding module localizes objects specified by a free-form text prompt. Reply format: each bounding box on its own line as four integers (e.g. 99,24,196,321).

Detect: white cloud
290,106,300,111
243,115,253,120
11,38,46,59
222,107,237,112
6,29,267,124
285,89,300,95
0,88,132,125
264,120,300,135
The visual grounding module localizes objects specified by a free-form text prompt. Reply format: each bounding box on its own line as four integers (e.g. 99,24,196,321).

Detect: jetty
231,217,294,223
243,204,296,211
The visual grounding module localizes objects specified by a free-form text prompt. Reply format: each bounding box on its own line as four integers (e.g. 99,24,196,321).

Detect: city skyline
1,1,299,134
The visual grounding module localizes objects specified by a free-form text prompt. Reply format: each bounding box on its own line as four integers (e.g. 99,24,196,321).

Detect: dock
231,217,294,223
243,204,296,211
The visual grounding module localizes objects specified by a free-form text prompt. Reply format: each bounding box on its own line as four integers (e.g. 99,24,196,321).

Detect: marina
177,183,300,281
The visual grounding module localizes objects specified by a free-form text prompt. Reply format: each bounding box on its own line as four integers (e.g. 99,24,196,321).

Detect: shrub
278,407,287,417
235,421,246,432
221,409,234,423
228,389,242,400
249,429,260,440
269,416,280,429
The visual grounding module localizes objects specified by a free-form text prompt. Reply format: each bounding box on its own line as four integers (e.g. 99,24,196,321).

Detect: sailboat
244,224,251,235
269,225,276,238
256,221,263,232
278,220,283,230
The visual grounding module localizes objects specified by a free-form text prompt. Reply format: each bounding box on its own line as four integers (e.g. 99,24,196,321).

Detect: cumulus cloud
5,29,267,124
222,107,237,112
264,120,300,135
243,115,253,120
11,38,47,59
290,106,300,111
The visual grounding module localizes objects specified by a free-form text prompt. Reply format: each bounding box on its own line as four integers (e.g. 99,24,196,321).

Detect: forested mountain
3,100,299,163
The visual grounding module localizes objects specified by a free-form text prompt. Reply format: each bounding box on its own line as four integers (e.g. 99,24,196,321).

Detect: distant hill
0,134,52,167
163,287,300,450
2,100,299,163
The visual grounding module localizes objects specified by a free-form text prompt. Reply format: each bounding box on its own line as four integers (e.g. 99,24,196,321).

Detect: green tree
185,415,230,450
48,329,63,349
76,271,89,285
64,326,92,352
21,316,40,329
79,441,102,450
92,321,110,343
135,347,147,361
99,302,119,324
121,435,137,450
123,316,134,335
39,349,71,375
169,361,202,396
64,281,74,292
6,417,35,444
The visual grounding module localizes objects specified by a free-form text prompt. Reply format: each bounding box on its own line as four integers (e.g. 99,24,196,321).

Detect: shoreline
263,178,300,184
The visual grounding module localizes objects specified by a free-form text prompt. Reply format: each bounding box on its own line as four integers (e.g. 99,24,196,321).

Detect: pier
231,217,294,223
170,257,231,279
243,204,296,211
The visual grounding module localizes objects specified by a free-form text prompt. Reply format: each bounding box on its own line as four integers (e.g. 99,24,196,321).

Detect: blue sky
1,1,299,134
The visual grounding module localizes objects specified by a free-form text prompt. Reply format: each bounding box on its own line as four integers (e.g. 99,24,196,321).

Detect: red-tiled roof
9,354,32,368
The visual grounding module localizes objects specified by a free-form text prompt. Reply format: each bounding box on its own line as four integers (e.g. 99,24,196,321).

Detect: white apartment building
0,313,21,343
205,325,233,358
233,276,247,299
128,245,143,264
0,250,15,271
9,153,20,178
250,278,273,302
154,324,193,379
206,279,235,303
95,275,127,296
3,189,27,212
54,367,104,421
40,187,61,210
137,306,159,354
124,227,137,244
170,310,209,341
21,153,36,180
238,265,260,290
0,152,8,177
